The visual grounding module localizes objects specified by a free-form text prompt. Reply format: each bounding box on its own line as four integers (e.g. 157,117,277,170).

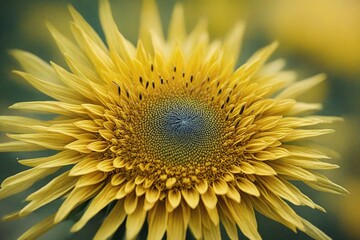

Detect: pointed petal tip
44,20,54,30
45,21,61,37
232,21,246,34
8,102,21,109
341,187,350,195
139,0,164,47
268,41,279,52
99,0,111,15
70,220,85,233
67,4,76,13
316,73,327,80
8,49,23,58
11,70,23,77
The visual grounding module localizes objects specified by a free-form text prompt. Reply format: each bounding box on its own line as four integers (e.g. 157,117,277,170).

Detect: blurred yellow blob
18,3,72,63
266,0,360,77
339,178,360,239
184,0,247,38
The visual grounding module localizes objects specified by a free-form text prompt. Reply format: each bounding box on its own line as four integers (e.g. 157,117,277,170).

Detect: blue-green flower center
163,106,205,142
139,97,224,165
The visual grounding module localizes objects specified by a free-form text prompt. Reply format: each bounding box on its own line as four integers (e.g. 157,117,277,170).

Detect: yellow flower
0,0,348,239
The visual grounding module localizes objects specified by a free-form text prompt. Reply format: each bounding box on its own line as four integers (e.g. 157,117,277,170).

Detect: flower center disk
138,96,224,165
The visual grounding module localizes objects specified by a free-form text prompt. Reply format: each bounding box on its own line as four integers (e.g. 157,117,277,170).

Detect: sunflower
0,0,348,239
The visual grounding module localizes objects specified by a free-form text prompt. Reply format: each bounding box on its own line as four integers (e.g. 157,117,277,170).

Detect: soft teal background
0,0,359,239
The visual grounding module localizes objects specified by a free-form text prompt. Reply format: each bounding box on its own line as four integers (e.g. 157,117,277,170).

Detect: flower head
0,0,347,239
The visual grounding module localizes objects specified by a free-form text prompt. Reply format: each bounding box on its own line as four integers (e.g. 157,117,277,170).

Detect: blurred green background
0,0,359,239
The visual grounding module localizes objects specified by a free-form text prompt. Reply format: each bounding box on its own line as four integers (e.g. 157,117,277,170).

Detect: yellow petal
46,23,101,84
71,184,119,232
254,116,282,131
167,189,181,209
146,186,161,204
168,3,186,43
201,186,217,209
199,203,212,229
278,158,338,170
144,198,156,211
226,184,241,203
181,187,200,209
204,204,219,226
167,206,186,240
188,206,202,239
139,0,164,53
195,178,208,194
236,178,260,197
258,176,301,205
136,184,147,197
96,159,114,172
284,145,330,159
279,179,326,212
13,71,82,103
99,0,135,62
18,214,57,240
251,195,297,231
166,177,177,189
82,103,105,116
276,74,325,99
51,63,98,102
94,200,126,240
126,198,147,240
269,162,317,181
21,171,77,216
111,173,127,186
300,217,331,240
236,42,278,82
68,5,107,52
286,102,322,115
253,147,290,161
70,22,116,83
22,150,82,168
183,19,208,59
124,179,136,193
0,167,58,199
10,50,62,85
0,116,46,133
74,172,107,188
202,219,221,240
250,161,277,176
8,132,73,150
228,198,262,240
65,139,94,153
124,191,138,214
55,183,103,223
219,208,238,240
257,187,304,230
9,101,87,116
282,129,335,142
0,141,45,152
147,201,168,240
259,58,286,75
213,178,229,195
116,185,127,199
74,120,101,132
69,156,99,176
222,22,245,65
305,172,349,195
239,162,256,174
